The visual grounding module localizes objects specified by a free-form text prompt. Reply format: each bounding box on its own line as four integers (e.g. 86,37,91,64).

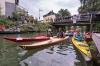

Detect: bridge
49,14,99,26
51,19,91,26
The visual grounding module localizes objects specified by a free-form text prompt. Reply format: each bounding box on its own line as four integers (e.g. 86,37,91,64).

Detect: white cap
48,29,51,31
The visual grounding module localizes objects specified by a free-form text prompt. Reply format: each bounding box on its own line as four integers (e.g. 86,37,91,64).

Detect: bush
20,25,28,31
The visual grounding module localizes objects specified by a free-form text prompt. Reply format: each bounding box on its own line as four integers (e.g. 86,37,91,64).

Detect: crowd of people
49,14,90,22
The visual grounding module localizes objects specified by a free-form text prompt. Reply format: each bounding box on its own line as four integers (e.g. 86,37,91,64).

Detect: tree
78,0,100,13
12,12,20,21
56,8,71,18
28,15,34,23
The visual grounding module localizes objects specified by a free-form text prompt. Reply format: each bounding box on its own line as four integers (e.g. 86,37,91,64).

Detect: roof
43,10,55,17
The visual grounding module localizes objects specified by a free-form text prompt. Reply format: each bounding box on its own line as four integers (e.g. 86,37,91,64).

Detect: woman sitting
57,28,65,38
73,28,85,41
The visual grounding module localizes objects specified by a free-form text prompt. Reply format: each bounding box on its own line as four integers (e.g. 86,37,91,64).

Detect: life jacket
57,31,64,37
76,34,83,41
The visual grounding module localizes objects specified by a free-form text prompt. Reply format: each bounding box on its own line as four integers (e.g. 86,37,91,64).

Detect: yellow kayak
72,37,92,61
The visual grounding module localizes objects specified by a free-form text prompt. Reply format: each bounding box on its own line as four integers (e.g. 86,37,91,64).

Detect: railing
16,5,28,16
49,14,90,23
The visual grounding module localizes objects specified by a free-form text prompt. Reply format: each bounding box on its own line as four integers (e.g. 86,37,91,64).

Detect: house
43,10,56,23
0,0,19,17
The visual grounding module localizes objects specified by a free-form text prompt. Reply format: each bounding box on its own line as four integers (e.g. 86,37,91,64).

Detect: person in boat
73,28,85,41
57,27,65,38
17,27,20,32
1,25,6,31
47,29,53,37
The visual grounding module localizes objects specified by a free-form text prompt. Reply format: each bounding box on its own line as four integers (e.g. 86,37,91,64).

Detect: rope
23,45,26,49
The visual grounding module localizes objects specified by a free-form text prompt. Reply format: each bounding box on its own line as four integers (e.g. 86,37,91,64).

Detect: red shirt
1,25,5,30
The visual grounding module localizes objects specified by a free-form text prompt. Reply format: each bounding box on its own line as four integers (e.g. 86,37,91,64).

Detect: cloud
19,0,80,20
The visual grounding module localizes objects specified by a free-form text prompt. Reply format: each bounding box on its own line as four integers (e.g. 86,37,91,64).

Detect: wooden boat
0,31,28,34
19,36,69,50
3,36,50,42
72,37,92,61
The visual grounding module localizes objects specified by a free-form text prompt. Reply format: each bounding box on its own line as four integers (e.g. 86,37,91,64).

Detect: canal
0,33,96,66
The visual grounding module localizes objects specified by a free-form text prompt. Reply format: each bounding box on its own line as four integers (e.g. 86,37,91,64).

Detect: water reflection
19,39,82,66
0,33,95,66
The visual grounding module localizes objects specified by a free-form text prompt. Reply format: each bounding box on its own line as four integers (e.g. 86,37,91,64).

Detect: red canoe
3,36,50,42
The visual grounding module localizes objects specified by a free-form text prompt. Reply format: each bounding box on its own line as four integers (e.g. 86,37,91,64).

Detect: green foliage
78,0,100,13
16,6,28,16
28,15,34,23
56,8,71,18
0,17,7,23
20,25,28,31
34,19,38,25
12,12,20,21
36,23,54,32
94,21,100,31
88,41,97,51
0,17,17,28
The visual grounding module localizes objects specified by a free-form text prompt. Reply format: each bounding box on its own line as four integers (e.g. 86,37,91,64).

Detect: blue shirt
76,34,83,41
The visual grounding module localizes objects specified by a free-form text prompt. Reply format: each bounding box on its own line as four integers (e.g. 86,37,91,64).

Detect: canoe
3,36,50,42
0,31,28,34
19,36,69,50
72,37,92,61
85,33,92,41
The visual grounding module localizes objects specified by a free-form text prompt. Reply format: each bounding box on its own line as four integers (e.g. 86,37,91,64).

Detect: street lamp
39,8,42,21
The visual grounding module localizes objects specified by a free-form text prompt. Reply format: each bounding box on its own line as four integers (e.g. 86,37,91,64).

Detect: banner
73,16,77,23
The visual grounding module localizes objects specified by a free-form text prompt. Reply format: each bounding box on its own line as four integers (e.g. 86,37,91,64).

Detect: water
0,33,95,66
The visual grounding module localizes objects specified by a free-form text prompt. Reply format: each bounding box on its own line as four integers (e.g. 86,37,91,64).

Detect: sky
19,0,81,20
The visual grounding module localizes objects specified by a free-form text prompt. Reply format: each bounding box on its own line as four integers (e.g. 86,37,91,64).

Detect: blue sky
19,0,80,20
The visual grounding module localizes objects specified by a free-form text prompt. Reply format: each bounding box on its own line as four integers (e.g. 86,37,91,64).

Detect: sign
73,15,77,23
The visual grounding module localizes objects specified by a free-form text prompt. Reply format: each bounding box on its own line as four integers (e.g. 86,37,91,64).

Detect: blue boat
65,31,73,36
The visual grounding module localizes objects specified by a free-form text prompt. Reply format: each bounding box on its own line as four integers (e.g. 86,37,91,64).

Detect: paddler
73,28,85,41
57,27,65,38
47,29,53,37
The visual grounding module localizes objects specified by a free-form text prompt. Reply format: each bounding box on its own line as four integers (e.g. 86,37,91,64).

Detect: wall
43,15,56,23
5,2,16,17
0,0,5,15
0,0,15,16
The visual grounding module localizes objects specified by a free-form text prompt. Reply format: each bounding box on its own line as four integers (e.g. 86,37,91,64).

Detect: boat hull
3,36,50,42
19,36,69,50
72,37,92,61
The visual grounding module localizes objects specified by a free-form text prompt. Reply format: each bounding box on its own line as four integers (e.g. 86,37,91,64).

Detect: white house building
0,0,19,17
